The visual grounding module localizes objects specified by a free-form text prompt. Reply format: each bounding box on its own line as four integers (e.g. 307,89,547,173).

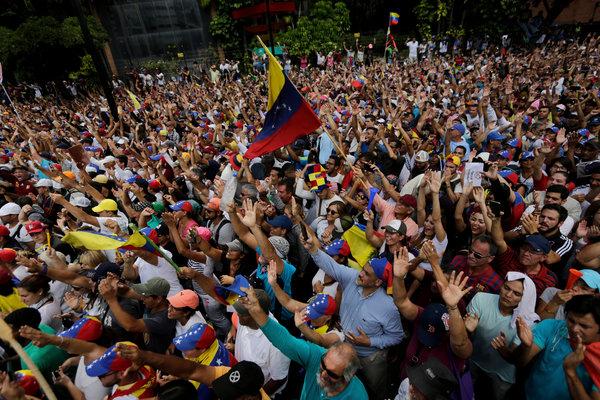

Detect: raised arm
228,202,258,249
490,212,508,254
429,173,447,242
392,247,419,321
266,260,305,312
454,185,473,234
51,194,99,227
437,271,473,359
19,326,105,364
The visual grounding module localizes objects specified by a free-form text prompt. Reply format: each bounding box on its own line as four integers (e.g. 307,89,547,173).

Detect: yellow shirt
0,288,26,313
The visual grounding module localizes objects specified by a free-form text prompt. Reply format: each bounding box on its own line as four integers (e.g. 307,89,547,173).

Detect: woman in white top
310,201,347,246
413,171,448,271
18,274,62,332
166,289,207,337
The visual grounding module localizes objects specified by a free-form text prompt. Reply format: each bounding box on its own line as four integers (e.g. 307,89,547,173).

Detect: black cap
212,361,264,399
407,358,458,400
91,262,121,283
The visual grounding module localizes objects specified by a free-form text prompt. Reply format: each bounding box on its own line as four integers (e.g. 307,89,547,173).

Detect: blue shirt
261,318,368,399
310,250,404,357
255,246,296,321
526,319,593,399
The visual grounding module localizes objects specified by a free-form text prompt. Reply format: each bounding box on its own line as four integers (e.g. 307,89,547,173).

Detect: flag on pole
389,12,400,26
244,37,321,159
125,89,141,110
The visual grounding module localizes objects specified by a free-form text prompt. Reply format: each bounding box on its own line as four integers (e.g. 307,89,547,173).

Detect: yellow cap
92,175,109,184
92,199,118,213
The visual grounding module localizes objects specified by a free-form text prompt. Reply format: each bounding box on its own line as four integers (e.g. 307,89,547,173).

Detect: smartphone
489,200,502,218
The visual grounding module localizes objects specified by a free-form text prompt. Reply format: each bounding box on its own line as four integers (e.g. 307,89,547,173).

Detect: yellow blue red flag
389,12,400,25
244,37,321,159
62,229,153,252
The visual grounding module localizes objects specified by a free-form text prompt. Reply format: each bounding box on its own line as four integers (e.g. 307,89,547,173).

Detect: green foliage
68,53,97,80
140,59,181,76
0,14,109,81
278,0,350,56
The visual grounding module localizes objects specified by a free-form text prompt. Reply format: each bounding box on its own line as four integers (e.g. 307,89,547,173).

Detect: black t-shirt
104,298,143,342
142,307,176,354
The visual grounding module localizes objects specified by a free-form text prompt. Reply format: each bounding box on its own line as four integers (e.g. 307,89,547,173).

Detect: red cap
0,249,16,263
52,163,62,172
148,179,161,190
25,221,46,234
0,225,9,236
399,195,417,209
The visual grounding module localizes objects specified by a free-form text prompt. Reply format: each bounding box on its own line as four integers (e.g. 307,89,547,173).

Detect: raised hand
438,270,472,307
267,259,278,286
420,240,440,266
116,342,142,364
516,316,533,347
237,198,257,228
472,186,485,203
392,247,410,278
563,334,585,373
463,313,479,333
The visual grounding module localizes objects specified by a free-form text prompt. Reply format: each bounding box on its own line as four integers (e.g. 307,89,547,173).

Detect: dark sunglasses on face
327,208,338,215
320,354,342,380
468,248,488,259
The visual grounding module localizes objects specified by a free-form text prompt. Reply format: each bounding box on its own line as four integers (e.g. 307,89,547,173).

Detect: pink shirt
372,194,418,239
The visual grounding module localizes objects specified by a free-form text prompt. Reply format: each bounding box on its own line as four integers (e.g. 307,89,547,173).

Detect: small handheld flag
389,12,400,26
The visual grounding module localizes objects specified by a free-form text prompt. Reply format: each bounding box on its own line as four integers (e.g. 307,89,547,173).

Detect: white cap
101,156,116,165
476,152,490,162
116,138,127,145
52,181,64,190
34,179,54,188
0,202,21,216
415,150,430,163
69,195,91,208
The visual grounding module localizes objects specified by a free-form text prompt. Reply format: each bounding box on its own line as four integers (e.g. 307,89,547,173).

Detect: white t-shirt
175,312,207,337
407,41,419,58
31,297,62,332
97,213,129,235
311,269,339,298
8,223,32,244
234,314,290,390
75,356,111,400
134,249,183,297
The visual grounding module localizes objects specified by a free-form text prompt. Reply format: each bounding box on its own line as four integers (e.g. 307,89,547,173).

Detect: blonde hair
78,251,107,269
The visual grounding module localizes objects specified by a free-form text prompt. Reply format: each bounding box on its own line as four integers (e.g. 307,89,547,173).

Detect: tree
278,0,351,56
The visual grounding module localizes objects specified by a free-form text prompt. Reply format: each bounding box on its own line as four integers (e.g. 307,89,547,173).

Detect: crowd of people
0,31,598,400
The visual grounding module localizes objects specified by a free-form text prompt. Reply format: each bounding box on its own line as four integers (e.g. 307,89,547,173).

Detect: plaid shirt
494,247,557,298
449,255,503,304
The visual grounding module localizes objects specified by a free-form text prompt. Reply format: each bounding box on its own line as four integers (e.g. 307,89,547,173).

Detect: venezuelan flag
125,89,141,110
342,223,376,269
389,12,400,26
244,37,321,159
62,229,152,252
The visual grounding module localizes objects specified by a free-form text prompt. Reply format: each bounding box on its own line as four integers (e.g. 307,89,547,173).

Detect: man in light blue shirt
305,233,404,399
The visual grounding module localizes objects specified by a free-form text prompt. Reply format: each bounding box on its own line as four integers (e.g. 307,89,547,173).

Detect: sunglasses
468,248,488,259
320,354,341,380
327,208,339,215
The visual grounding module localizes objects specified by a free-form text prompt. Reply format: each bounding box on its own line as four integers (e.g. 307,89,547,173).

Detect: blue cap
266,215,293,230
324,239,351,257
507,138,522,148
546,125,559,134
588,115,600,126
487,130,505,142
580,270,600,290
417,303,449,347
149,154,163,161
520,151,535,160
498,150,511,159
451,123,465,135
578,128,591,137
524,234,550,254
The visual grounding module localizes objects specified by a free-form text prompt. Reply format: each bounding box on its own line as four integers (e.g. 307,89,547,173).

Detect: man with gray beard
238,285,368,399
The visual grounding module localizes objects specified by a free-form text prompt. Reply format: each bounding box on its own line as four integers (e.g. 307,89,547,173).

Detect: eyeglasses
320,354,342,380
327,208,339,215
521,246,543,255
468,248,489,259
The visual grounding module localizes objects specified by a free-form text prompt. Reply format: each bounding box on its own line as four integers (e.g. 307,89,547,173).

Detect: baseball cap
226,239,244,253
194,226,212,241
24,221,46,234
91,262,121,283
268,235,289,259
451,123,466,135
203,198,221,211
324,239,351,257
384,219,407,235
86,342,135,377
132,277,170,297
267,215,293,230
498,150,511,160
369,257,393,286
63,171,76,180
58,316,102,341
0,225,10,236
229,153,244,171
546,125,560,134
14,370,39,396
507,138,522,148
487,130,505,141
70,194,91,208
0,249,16,263
588,115,600,126
580,269,600,290
172,323,216,352
415,150,430,163
417,303,450,347
407,358,458,400
0,203,21,216
446,155,461,166
212,361,264,400
148,179,161,190
524,233,551,254
168,289,200,309
399,194,417,209
170,200,193,213
92,199,118,213
498,170,519,186
306,294,337,321
34,179,54,188
520,151,535,160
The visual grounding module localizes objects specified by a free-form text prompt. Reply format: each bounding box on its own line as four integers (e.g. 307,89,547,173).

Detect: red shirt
494,247,557,298
449,255,503,304
14,179,37,197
